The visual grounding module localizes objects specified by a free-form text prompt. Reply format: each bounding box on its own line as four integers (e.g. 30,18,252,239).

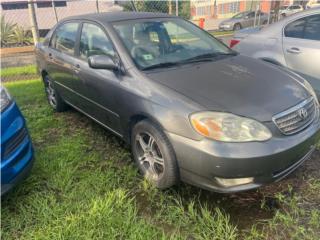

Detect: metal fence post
52,0,59,23
28,0,39,44
168,0,172,14
131,0,137,11
96,0,100,13
175,0,178,16
267,2,271,25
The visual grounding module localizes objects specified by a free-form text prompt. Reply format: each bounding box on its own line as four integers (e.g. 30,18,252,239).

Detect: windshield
112,18,234,70
280,6,288,10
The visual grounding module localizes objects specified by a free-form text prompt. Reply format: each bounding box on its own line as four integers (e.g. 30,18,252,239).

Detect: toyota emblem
298,108,308,120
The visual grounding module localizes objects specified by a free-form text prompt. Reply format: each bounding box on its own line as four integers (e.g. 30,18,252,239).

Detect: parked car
231,8,320,95
219,11,269,31
307,0,320,9
279,4,304,17
36,12,320,193
1,86,34,195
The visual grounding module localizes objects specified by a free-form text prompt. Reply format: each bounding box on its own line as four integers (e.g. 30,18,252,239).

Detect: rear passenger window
79,23,115,60
284,14,320,41
51,22,79,55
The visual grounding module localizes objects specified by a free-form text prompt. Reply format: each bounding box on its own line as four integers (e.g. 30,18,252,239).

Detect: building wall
191,0,287,20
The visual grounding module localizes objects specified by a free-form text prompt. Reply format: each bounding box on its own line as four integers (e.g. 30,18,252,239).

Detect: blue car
1,86,34,195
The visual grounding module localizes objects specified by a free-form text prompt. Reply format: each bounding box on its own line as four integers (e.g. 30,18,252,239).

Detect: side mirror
88,55,118,70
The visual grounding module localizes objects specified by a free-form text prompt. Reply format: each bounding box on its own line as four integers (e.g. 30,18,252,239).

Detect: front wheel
131,120,179,189
233,23,241,31
43,75,68,112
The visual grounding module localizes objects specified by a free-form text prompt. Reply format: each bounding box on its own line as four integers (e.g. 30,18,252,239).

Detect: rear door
47,21,80,104
71,22,122,134
283,14,320,93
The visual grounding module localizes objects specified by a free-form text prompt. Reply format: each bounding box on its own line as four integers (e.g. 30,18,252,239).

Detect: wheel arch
125,113,166,144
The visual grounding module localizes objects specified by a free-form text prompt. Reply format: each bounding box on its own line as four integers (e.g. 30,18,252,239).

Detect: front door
72,22,122,134
283,14,320,94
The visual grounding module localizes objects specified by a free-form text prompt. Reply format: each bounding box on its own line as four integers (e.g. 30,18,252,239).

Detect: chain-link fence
0,0,294,82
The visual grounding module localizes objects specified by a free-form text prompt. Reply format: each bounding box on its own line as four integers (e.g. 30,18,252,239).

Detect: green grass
1,65,37,78
2,79,320,239
210,30,234,36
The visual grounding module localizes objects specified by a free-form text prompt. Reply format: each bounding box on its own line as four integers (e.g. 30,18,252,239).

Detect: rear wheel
43,75,68,112
131,120,179,189
233,23,241,31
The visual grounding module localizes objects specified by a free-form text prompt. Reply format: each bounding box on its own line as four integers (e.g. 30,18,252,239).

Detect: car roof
63,11,175,24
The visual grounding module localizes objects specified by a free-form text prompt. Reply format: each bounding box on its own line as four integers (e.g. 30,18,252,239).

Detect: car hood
146,55,310,122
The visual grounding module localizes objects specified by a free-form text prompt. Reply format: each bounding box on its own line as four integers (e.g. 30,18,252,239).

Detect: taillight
229,39,240,48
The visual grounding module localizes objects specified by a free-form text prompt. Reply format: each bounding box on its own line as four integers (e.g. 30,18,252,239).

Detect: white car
230,8,320,94
307,0,320,9
279,5,304,17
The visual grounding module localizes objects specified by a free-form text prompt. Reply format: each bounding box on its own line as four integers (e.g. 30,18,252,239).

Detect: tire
43,74,68,112
131,120,179,189
233,23,241,31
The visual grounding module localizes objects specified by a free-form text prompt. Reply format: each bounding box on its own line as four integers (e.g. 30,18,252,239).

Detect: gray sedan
36,12,320,193
232,8,320,95
219,11,269,31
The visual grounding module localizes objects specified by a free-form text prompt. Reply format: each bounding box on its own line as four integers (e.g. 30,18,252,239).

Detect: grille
3,128,28,160
273,97,317,135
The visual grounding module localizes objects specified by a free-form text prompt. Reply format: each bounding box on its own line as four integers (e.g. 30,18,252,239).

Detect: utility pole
28,0,39,45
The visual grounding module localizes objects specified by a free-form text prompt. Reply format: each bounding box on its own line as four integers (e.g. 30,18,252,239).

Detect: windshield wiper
141,62,181,71
141,52,237,71
180,52,237,64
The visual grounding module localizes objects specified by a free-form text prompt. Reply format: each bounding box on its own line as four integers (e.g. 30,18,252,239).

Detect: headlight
303,80,319,105
190,112,272,142
0,86,12,112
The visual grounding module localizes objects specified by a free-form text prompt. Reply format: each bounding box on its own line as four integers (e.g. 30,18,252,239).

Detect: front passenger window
304,14,320,41
79,23,115,60
284,14,320,40
284,18,305,39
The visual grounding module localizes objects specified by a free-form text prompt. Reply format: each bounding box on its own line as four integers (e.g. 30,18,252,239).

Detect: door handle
287,47,301,54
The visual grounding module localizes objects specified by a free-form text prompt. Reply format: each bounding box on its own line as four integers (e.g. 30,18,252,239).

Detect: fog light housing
215,177,254,187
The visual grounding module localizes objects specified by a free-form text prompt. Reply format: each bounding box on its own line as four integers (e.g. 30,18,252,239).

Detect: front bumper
219,24,234,31
167,117,320,193
1,102,34,196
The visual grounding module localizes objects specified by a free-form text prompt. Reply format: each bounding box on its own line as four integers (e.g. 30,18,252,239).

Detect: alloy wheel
45,78,57,108
135,132,165,180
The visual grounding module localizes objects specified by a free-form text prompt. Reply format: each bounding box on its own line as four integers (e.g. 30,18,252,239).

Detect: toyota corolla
35,12,320,193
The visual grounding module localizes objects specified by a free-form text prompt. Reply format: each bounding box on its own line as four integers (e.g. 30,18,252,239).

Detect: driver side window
79,23,115,60
247,12,255,18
